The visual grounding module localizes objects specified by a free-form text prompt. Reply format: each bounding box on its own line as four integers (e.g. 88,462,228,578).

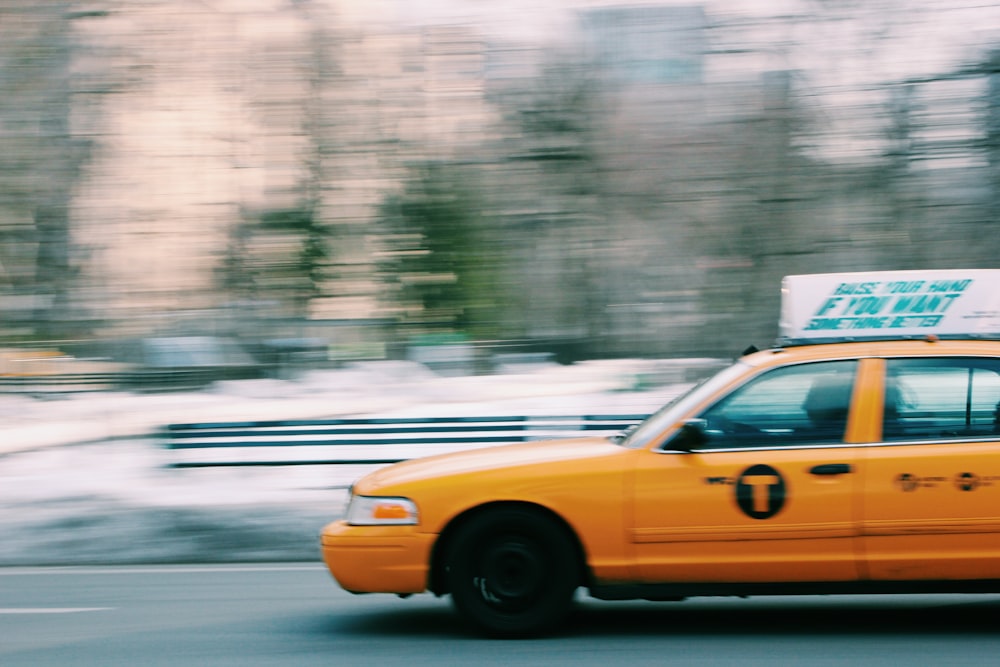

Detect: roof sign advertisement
779,270,1000,344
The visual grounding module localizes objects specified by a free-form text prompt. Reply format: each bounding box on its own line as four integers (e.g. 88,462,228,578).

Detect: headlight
346,495,419,526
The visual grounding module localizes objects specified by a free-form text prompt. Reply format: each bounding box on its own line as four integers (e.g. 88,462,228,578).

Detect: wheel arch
428,500,590,596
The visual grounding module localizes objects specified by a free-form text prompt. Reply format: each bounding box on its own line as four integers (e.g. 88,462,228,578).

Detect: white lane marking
0,607,113,614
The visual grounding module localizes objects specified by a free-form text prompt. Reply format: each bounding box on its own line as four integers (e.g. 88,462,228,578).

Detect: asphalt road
3,564,1000,666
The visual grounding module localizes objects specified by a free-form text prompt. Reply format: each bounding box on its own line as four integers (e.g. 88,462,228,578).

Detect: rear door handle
809,463,853,476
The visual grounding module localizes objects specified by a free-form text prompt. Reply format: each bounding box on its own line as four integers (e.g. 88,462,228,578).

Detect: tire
445,507,580,637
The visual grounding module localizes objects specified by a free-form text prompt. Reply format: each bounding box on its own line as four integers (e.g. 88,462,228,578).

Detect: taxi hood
353,435,623,493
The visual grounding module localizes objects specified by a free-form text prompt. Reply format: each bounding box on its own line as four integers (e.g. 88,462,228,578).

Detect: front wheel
445,507,580,637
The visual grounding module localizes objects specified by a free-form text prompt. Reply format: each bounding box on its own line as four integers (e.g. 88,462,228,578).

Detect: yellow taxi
320,269,1000,636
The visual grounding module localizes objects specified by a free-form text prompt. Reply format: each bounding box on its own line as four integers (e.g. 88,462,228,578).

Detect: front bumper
320,520,436,595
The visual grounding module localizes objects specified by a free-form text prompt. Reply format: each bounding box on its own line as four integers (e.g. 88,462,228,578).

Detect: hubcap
477,538,543,607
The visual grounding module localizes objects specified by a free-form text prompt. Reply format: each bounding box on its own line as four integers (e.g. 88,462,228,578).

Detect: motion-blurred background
3,0,999,386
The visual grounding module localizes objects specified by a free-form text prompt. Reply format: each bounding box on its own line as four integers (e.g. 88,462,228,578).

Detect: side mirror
667,418,708,452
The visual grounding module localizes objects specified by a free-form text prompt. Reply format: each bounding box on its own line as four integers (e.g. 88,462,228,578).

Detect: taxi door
861,356,1000,580
631,359,870,584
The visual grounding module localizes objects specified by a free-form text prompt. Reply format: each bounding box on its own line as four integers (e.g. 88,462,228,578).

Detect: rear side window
883,357,1000,441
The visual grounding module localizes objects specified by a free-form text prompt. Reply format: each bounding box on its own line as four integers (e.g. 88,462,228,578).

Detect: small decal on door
955,472,981,491
895,474,949,491
896,473,920,492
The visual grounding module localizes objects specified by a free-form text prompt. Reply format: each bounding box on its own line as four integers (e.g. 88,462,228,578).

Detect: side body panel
861,440,1000,580
631,446,861,583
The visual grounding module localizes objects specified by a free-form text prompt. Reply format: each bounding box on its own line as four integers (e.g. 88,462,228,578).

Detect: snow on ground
0,359,718,565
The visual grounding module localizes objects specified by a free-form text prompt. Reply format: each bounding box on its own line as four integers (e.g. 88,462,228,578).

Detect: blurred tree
714,69,817,347
217,211,256,303
259,207,332,314
488,54,616,356
982,50,1000,239
376,163,499,339
868,50,1000,272
215,205,333,321
215,0,339,324
0,2,94,340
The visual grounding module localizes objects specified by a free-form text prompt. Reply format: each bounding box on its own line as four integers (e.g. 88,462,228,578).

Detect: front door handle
810,463,853,476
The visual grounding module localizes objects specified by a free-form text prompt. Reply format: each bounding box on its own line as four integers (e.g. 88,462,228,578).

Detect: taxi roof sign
779,269,1000,345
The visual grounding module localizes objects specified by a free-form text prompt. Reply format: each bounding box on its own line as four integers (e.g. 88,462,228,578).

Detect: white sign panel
779,270,1000,343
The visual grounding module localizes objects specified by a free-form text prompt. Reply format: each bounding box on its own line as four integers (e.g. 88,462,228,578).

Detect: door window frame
667,359,862,453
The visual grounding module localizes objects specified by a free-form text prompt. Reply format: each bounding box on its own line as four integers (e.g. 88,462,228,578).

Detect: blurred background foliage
1,0,999,376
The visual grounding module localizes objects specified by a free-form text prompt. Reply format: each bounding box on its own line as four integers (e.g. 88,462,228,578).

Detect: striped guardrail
162,414,649,468
0,368,260,393
0,373,121,393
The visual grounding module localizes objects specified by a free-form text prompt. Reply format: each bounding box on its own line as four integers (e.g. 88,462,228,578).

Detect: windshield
618,361,752,449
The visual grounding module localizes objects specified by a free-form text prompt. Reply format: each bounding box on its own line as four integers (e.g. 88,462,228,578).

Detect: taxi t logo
735,464,786,519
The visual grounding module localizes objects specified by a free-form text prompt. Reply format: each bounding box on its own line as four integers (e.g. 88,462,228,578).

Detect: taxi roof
743,338,1000,368
778,269,1000,347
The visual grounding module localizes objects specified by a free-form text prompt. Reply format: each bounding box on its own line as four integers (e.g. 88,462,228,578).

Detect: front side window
883,357,1000,441
693,360,858,450
622,361,753,449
